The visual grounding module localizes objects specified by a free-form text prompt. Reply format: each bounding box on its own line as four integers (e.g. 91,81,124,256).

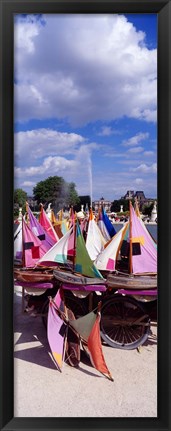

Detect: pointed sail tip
108,374,114,382
102,372,114,382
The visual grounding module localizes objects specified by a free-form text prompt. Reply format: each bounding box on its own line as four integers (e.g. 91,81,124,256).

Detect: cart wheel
100,295,150,350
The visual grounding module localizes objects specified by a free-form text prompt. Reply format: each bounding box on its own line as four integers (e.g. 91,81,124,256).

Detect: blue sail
102,207,116,238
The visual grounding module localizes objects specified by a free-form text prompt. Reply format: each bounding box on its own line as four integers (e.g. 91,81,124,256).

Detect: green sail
75,222,103,279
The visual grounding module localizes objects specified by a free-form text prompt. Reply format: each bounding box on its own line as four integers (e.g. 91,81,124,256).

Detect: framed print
0,0,171,430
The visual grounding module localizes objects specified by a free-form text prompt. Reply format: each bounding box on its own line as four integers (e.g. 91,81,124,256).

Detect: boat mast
73,210,77,273
129,200,133,274
21,216,25,268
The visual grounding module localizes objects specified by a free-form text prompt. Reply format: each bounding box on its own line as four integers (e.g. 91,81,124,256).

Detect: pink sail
27,205,55,249
130,204,157,274
47,300,67,371
67,229,75,257
39,206,59,243
54,288,65,312
22,218,50,267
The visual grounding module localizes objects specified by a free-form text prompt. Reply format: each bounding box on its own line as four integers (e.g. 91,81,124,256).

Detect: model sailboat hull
106,272,157,290
14,267,56,283
53,269,106,285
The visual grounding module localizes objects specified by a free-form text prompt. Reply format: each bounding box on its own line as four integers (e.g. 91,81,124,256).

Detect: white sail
86,218,106,261
95,223,128,271
37,228,72,265
97,219,111,242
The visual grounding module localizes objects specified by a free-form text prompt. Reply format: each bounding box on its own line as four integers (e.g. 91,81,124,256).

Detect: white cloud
86,169,156,200
135,178,143,185
127,146,144,154
22,181,35,187
14,14,157,126
123,132,149,147
131,163,157,173
14,15,40,54
98,126,121,136
14,128,85,160
15,156,77,177
14,140,100,197
144,150,154,156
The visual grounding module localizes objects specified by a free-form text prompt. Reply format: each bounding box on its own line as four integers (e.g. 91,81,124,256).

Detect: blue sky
14,13,157,202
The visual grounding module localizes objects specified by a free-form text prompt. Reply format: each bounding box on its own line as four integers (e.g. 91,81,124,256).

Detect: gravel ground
14,286,157,418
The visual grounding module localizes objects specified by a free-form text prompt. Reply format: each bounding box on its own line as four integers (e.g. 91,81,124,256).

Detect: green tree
14,188,27,217
111,199,132,213
14,188,27,208
75,195,90,212
141,202,154,216
66,182,80,208
33,176,79,212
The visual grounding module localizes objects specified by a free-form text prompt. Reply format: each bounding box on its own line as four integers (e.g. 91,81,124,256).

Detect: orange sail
87,312,114,381
69,306,113,381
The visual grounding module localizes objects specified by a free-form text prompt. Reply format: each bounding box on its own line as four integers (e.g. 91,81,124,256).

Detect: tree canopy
141,202,154,216
75,195,91,212
14,188,27,208
111,199,132,213
33,176,80,212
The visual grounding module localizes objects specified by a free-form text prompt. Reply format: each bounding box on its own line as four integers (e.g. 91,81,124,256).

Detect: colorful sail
27,204,55,249
75,222,104,279
47,299,67,371
22,217,50,267
68,206,75,228
97,210,111,242
95,223,128,271
69,310,96,341
67,216,86,258
87,312,114,381
61,219,69,235
37,228,72,266
101,206,116,238
54,287,65,312
69,309,113,381
134,198,141,218
39,205,59,243
86,209,106,261
50,210,63,239
130,203,157,274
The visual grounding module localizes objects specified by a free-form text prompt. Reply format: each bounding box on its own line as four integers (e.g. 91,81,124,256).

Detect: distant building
122,190,134,200
93,197,111,213
121,190,156,210
134,191,146,204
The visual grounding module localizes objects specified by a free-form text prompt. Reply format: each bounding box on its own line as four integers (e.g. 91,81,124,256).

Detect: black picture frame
0,0,170,430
